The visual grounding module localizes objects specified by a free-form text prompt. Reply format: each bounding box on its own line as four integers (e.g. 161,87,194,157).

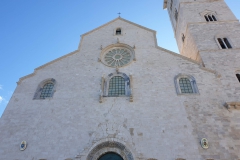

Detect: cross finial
118,12,121,17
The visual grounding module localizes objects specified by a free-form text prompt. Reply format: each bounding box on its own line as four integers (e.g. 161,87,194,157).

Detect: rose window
102,47,133,67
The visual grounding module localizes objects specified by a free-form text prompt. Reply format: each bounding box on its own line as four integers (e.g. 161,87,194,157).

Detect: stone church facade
1,0,240,159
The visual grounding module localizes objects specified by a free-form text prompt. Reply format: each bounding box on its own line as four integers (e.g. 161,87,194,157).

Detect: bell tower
163,0,239,62
163,0,240,101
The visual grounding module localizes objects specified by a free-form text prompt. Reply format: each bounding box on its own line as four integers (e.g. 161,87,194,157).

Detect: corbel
129,74,133,102
99,76,105,103
225,102,240,110
117,38,119,43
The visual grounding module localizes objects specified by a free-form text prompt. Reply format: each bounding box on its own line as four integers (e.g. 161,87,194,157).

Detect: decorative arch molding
86,139,134,160
33,78,57,99
174,74,199,95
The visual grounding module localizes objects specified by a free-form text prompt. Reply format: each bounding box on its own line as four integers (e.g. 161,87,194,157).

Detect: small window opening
116,28,121,35
175,9,178,21
217,38,227,49
236,74,240,82
223,38,232,49
182,34,185,42
170,0,173,10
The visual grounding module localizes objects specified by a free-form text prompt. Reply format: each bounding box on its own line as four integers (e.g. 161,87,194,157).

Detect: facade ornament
20,141,27,151
201,138,209,149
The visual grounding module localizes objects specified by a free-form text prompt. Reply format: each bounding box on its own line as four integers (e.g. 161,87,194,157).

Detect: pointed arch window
33,78,56,100
174,74,199,95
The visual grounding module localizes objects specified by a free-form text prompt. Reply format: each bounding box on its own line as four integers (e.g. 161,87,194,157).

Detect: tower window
236,74,240,82
182,34,185,42
204,14,217,22
217,38,232,49
170,0,173,10
116,28,121,35
175,9,178,21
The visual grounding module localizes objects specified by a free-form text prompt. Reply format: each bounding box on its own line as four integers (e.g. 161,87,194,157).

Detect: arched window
174,74,199,95
116,28,121,35
33,78,56,99
179,78,193,93
103,72,131,97
108,76,125,96
40,82,54,99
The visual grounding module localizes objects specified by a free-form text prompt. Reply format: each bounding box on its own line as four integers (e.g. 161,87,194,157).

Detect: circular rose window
101,46,134,68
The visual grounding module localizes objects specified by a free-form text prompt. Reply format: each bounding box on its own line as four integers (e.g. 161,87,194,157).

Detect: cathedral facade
1,0,240,159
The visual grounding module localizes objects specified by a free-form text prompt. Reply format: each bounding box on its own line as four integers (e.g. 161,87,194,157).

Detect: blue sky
0,0,239,117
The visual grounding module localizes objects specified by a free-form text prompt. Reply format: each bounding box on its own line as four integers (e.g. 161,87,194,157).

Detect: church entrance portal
98,152,123,160
86,140,134,160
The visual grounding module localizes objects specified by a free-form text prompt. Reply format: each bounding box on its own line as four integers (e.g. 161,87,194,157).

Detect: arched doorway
86,141,134,160
98,152,123,160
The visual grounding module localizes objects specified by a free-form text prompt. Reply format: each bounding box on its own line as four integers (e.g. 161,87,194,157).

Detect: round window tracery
102,47,133,68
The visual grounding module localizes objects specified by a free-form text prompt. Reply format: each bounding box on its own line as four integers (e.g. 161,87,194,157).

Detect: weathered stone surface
0,1,240,159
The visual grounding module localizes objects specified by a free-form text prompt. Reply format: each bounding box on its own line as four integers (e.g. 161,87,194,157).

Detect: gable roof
81,17,156,37
17,17,218,84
